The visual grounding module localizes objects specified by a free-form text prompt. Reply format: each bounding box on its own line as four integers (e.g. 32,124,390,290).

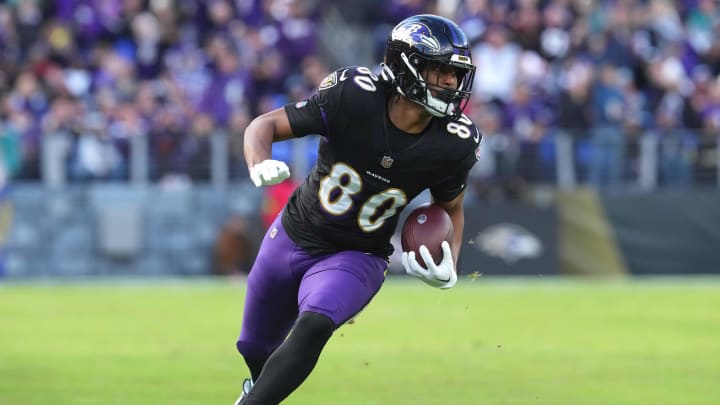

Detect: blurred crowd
0,0,328,184
460,0,720,198
1,0,720,195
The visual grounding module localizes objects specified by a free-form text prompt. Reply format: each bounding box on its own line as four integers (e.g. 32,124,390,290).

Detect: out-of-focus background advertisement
1,1,719,404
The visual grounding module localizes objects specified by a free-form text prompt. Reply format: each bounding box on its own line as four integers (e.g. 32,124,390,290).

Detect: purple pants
236,214,387,359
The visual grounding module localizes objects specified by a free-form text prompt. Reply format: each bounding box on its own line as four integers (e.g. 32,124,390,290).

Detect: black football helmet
381,14,476,120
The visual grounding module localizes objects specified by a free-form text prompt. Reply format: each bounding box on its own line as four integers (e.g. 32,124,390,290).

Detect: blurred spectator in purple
539,0,573,61
654,93,697,187
177,112,215,181
385,0,429,22
251,48,287,105
503,82,553,182
197,38,252,126
516,49,550,95
556,58,594,179
695,79,720,184
484,0,513,29
54,0,124,46
68,112,126,181
509,0,542,53
588,64,627,188
206,0,237,33
585,3,634,69
503,83,550,144
148,104,188,180
473,24,520,104
12,0,47,62
163,44,211,108
682,65,712,130
3,0,720,192
272,0,318,67
457,0,489,46
127,10,168,79
700,80,720,142
648,0,684,45
4,71,49,179
468,101,526,203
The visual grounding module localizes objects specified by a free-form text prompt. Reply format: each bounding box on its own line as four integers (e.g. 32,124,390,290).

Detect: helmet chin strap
425,91,454,117
398,53,454,117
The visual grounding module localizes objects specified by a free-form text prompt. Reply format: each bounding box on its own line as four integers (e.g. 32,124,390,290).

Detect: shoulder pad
319,66,382,92
443,113,481,144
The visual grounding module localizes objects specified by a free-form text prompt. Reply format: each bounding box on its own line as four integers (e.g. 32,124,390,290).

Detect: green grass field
1,276,719,405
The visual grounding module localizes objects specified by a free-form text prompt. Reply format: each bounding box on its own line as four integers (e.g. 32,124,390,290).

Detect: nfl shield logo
381,155,394,168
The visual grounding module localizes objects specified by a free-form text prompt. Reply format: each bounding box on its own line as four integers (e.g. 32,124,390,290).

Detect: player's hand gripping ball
401,204,454,267
401,204,457,289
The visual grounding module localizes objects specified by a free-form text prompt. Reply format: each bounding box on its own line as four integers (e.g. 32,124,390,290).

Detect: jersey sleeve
283,69,347,138
430,123,482,202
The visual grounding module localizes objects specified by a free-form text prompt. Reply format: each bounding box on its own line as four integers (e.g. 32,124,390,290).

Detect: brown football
401,204,454,268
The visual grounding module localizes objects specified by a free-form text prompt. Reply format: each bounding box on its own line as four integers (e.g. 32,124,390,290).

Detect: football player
234,14,480,404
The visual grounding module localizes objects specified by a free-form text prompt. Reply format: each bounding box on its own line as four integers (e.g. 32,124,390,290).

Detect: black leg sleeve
243,355,266,383
242,312,336,405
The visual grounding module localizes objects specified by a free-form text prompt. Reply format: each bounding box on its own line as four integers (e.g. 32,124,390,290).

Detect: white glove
249,159,291,187
402,241,457,289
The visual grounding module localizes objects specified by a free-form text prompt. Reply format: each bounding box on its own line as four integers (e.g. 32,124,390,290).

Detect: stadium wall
1,183,264,278
2,184,720,278
457,189,720,276
602,190,720,274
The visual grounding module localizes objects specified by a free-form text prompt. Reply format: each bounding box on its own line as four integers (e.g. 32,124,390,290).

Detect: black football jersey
281,66,480,258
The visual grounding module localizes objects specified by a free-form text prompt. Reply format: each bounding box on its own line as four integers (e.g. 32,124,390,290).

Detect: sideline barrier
458,201,559,276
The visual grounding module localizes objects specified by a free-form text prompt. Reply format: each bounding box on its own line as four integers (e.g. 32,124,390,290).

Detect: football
401,204,454,268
